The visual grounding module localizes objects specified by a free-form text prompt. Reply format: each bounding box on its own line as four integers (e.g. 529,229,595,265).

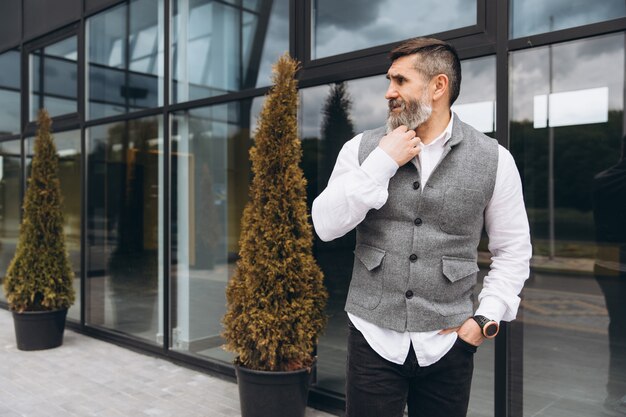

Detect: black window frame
22,23,81,136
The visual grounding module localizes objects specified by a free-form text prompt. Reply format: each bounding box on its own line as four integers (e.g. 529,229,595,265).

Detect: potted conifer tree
222,54,328,417
3,109,75,351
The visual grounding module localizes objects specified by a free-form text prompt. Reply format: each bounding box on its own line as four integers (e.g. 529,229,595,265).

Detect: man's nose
385,84,398,100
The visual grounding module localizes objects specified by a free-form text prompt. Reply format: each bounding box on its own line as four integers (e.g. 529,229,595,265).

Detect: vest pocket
439,187,485,235
434,256,479,316
442,256,479,283
349,244,386,310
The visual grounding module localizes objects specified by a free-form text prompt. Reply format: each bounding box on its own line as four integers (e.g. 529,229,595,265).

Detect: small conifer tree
3,109,75,312
222,54,328,372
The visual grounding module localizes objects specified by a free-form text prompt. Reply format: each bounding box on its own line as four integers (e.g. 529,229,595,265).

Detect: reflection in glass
26,131,82,320
29,36,78,120
533,87,609,129
300,80,363,395
300,64,496,408
510,0,626,38
0,141,21,303
169,99,259,362
452,55,497,417
86,116,164,343
86,0,164,120
592,136,626,417
312,0,477,59
172,0,288,103
0,50,20,136
453,56,496,135
510,33,624,416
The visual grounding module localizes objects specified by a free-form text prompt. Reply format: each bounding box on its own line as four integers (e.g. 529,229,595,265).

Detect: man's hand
439,317,484,347
378,125,421,166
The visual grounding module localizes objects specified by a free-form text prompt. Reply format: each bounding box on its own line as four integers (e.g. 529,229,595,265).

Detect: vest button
413,181,420,190
414,218,422,226
409,254,418,262
405,290,414,299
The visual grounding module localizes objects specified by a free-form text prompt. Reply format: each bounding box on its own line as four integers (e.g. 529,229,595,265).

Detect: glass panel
172,0,288,103
0,140,21,303
29,36,78,120
25,130,82,321
0,50,21,136
455,56,497,417
453,56,496,136
250,0,289,89
300,76,385,395
312,0,477,59
169,97,262,362
510,34,625,416
87,0,164,120
243,0,259,10
300,58,496,409
510,0,626,38
86,116,164,343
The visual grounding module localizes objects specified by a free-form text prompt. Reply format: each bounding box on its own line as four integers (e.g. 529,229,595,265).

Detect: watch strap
472,315,499,338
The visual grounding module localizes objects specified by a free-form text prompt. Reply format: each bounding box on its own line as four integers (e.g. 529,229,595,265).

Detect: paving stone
0,309,338,417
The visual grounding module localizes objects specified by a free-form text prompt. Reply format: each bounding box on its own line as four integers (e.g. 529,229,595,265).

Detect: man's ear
432,74,449,102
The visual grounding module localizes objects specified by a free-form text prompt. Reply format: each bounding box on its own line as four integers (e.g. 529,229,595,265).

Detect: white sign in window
452,100,495,133
533,87,609,128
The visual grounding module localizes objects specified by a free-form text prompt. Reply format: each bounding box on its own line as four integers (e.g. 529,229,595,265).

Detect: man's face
385,55,433,132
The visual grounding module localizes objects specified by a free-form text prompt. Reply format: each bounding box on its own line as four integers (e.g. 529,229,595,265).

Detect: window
86,0,164,120
169,98,263,361
312,0,477,59
86,116,164,342
0,50,20,136
29,36,78,120
510,0,626,38
171,0,288,103
510,33,625,416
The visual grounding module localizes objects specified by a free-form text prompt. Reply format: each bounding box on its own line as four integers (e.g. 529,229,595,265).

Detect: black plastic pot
12,308,68,351
236,364,314,417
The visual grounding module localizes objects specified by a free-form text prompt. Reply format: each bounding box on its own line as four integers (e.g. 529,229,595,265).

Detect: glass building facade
0,1,625,415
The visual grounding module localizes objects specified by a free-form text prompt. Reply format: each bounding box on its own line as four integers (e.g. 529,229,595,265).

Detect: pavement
0,309,337,417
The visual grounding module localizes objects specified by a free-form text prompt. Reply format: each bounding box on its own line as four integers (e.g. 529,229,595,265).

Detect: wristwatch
472,315,499,339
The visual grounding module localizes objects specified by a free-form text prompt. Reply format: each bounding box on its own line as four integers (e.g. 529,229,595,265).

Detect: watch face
485,323,499,337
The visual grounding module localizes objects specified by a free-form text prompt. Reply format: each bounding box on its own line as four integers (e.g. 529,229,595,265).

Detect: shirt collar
421,113,454,150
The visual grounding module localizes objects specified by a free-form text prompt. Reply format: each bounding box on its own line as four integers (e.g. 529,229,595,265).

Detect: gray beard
386,96,432,133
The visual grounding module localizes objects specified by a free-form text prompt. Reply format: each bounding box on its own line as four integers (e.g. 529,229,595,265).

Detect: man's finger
439,326,461,335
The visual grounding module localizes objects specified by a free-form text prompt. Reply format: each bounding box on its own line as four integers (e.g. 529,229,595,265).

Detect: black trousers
346,321,475,417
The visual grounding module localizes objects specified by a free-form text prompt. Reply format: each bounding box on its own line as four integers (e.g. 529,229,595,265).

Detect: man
311,37,531,417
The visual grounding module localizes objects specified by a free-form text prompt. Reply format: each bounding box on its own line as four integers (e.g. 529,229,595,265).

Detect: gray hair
389,37,462,106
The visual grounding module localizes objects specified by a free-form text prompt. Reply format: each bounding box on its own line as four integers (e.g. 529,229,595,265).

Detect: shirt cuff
475,296,508,324
360,146,399,186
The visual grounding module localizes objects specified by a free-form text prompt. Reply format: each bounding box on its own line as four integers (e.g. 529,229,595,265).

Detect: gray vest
345,115,499,332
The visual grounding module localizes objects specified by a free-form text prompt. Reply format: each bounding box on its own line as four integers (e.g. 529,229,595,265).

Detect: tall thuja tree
321,82,355,186
223,54,328,372
4,109,75,312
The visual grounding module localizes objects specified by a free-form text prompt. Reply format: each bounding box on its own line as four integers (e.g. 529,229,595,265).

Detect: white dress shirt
312,115,532,366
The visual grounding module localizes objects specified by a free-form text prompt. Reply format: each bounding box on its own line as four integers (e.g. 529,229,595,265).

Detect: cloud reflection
511,34,624,123
313,0,476,59
511,0,626,38
255,0,290,88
